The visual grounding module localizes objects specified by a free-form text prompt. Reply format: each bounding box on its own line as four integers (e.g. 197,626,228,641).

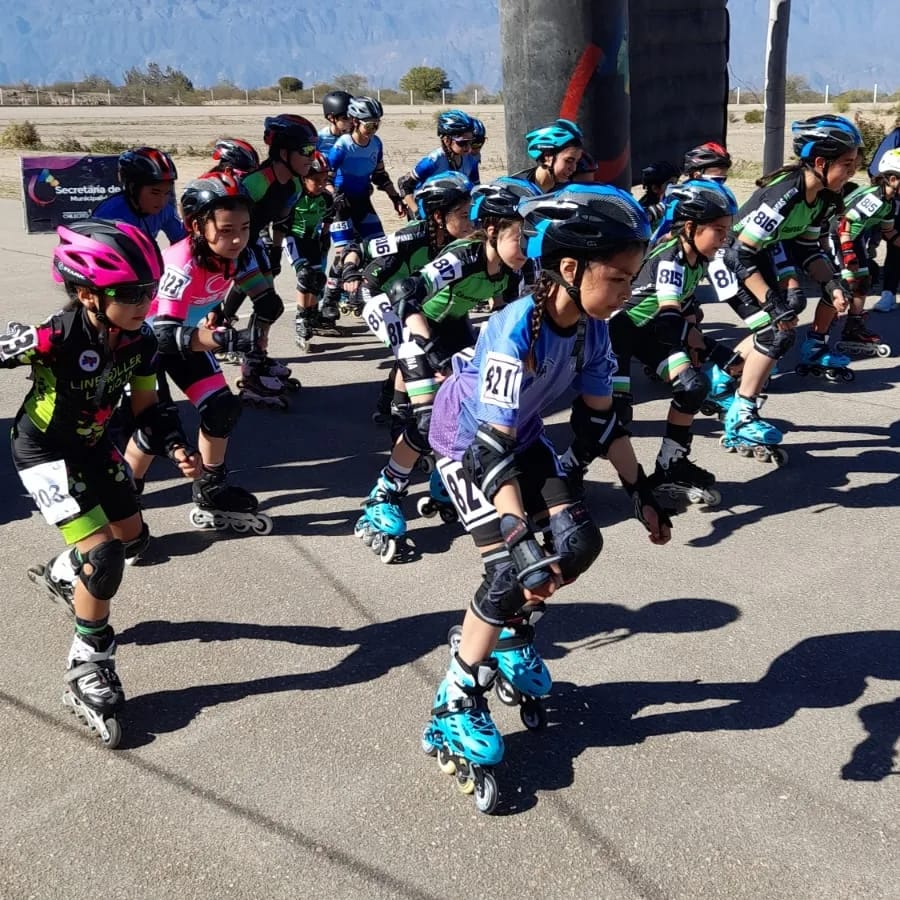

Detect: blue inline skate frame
796,334,854,383
416,468,459,524
354,473,407,563
720,394,788,465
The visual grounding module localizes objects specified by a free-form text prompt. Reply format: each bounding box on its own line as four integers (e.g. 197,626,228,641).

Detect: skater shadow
500,629,900,812
0,416,34,527
115,596,740,749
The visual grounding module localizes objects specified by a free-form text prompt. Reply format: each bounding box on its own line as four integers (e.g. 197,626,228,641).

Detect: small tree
332,73,369,95
278,76,303,93
399,66,451,100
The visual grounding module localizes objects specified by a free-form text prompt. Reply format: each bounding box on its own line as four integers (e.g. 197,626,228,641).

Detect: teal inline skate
699,363,736,420
796,332,854,383
416,468,459,524
720,394,788,465
421,653,503,814
354,473,407,563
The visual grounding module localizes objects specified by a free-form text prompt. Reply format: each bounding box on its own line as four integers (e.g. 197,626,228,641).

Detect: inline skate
260,355,301,392
237,356,290,411
650,438,721,506
699,363,736,420
27,550,76,618
796,333,854,382
294,308,317,354
421,654,503,814
354,473,407,563
720,394,788,465
63,631,124,748
313,300,347,338
371,375,395,426
417,468,459,524
834,313,891,359
189,467,273,535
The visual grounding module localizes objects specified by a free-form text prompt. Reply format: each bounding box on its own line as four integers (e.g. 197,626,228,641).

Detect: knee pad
252,288,284,324
402,416,430,456
671,366,711,415
389,399,412,443
199,390,242,439
471,557,526,627
753,325,795,360
548,501,603,584
78,539,125,602
296,265,325,296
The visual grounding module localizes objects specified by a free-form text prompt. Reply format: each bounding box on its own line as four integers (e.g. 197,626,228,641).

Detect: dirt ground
0,102,896,214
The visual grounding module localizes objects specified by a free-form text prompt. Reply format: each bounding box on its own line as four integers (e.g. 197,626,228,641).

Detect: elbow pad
397,172,418,198
133,401,189,458
461,424,521,502
734,242,760,280
371,169,392,191
153,320,195,357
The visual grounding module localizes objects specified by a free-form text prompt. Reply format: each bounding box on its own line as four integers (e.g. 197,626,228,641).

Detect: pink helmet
52,219,163,289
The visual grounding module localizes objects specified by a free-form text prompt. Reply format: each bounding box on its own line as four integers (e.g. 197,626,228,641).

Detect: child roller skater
2,220,199,747
124,171,273,535
420,185,671,813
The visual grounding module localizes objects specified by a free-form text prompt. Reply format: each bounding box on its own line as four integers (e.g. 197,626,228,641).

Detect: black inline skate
650,438,721,507
189,466,273,535
64,630,125,748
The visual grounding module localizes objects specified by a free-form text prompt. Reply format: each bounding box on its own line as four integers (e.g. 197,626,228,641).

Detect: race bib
421,252,463,290
479,351,522,410
436,458,496,529
362,292,407,354
707,256,739,300
741,203,784,243
158,267,190,300
855,193,883,218
367,233,399,258
0,322,38,360
656,260,685,299
19,460,80,526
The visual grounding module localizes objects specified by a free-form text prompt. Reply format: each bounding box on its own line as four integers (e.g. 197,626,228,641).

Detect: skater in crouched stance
1,220,199,747
420,186,672,813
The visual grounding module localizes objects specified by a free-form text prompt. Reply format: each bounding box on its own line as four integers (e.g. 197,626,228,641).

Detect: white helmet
877,148,900,176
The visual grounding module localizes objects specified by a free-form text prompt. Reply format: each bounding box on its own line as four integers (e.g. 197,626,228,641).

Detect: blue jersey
411,148,480,187
328,134,383,197
91,192,186,244
317,126,339,157
430,297,616,460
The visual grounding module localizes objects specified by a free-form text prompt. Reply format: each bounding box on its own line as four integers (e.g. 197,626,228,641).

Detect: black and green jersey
0,308,158,448
625,237,705,327
289,191,332,240
361,221,433,292
240,164,302,235
838,184,895,240
420,238,514,323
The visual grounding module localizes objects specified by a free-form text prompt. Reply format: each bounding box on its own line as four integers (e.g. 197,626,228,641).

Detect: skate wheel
417,455,435,475
189,507,211,529
230,518,251,534
457,770,476,795
447,624,463,658
520,699,547,732
795,364,809,377
839,368,855,383
810,365,825,378
285,378,302,392
494,675,521,707
416,496,436,519
876,344,891,358
438,507,458,524
236,378,246,389
437,746,456,775
738,446,753,458
703,488,722,506
251,514,274,536
379,537,397,564
700,402,718,417
100,715,122,749
770,447,789,467
370,530,385,552
474,770,499,814
421,725,438,757
717,436,733,453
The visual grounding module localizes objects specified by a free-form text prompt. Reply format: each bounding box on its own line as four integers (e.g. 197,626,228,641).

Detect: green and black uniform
835,184,896,282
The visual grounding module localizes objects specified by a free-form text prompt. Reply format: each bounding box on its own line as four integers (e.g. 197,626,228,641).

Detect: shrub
88,138,128,154
832,95,851,113
56,137,86,152
855,113,886,162
403,120,419,130
0,120,42,149
744,109,763,124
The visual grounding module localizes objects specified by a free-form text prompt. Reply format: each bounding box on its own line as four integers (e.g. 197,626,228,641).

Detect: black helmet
212,138,260,175
665,179,739,224
415,172,473,219
520,184,651,261
322,90,353,120
347,96,384,121
180,171,251,227
640,160,680,188
118,147,177,186
792,115,862,161
683,142,732,174
469,177,542,222
263,114,318,157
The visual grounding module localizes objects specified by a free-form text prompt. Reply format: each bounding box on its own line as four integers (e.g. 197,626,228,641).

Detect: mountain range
0,1,896,94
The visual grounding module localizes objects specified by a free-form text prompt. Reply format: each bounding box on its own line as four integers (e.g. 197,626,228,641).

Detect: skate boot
214,349,243,366
558,444,589,501
650,437,721,506
27,548,77,617
238,355,290,411
835,313,891,359
64,630,124,748
260,354,301,392
873,290,897,313
417,468,459,524
124,522,151,566
796,332,854,383
294,308,316,354
421,653,503,814
720,394,788,465
700,364,736,420
190,466,273,535
354,473,407,563
313,298,345,337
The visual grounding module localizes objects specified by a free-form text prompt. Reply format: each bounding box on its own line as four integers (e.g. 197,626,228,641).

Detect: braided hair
525,270,553,373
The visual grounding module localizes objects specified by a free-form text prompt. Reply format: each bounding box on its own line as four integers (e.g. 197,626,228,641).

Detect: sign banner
21,155,120,234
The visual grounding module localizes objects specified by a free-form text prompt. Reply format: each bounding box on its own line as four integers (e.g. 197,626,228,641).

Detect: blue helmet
667,179,738,223
519,184,651,260
414,171,473,220
471,117,486,147
525,119,584,160
470,176,542,223
792,115,862,161
437,109,475,138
